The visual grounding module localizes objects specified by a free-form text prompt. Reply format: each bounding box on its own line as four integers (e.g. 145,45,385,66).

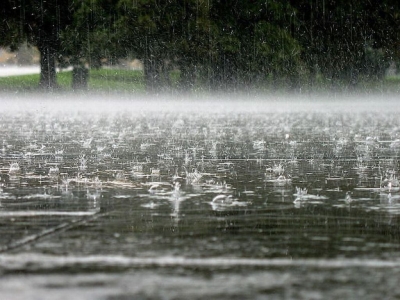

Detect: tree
170,0,212,91
291,0,400,88
290,0,359,87
23,0,74,89
117,0,177,92
60,0,120,89
1,0,74,90
206,0,303,91
363,0,400,78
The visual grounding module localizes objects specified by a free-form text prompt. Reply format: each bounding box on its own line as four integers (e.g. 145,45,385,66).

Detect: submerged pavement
1,95,400,299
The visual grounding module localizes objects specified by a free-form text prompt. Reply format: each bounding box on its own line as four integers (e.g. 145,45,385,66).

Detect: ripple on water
2,103,400,292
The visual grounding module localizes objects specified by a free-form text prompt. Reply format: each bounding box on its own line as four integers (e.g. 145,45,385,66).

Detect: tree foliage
0,1,23,50
61,0,120,69
291,0,400,87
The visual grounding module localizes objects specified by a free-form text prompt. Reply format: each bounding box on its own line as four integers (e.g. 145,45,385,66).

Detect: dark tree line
1,0,399,92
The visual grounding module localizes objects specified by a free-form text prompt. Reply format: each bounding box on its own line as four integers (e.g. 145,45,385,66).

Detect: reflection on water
2,98,400,298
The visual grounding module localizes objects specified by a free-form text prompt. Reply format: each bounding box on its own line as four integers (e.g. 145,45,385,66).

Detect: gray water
1,95,400,299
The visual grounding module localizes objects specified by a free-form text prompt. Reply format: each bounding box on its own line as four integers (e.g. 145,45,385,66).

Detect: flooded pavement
1,95,400,299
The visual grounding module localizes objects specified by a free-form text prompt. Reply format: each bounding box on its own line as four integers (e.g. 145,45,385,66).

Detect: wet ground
1,95,400,299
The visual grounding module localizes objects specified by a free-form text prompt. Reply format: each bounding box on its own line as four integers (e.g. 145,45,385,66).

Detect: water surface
1,95,400,299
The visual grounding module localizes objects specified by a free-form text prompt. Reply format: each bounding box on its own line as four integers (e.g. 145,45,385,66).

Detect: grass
0,68,146,93
0,73,44,91
0,67,399,94
89,69,145,92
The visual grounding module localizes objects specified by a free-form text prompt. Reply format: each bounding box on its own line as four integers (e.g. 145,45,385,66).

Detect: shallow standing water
1,94,400,299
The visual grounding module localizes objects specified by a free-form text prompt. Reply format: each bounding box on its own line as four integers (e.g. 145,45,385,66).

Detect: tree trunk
38,44,57,90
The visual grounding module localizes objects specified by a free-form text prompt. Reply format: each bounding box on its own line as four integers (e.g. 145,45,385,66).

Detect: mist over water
2,92,400,113
2,93,400,299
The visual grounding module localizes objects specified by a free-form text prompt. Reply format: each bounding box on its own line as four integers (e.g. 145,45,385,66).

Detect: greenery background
1,0,400,93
